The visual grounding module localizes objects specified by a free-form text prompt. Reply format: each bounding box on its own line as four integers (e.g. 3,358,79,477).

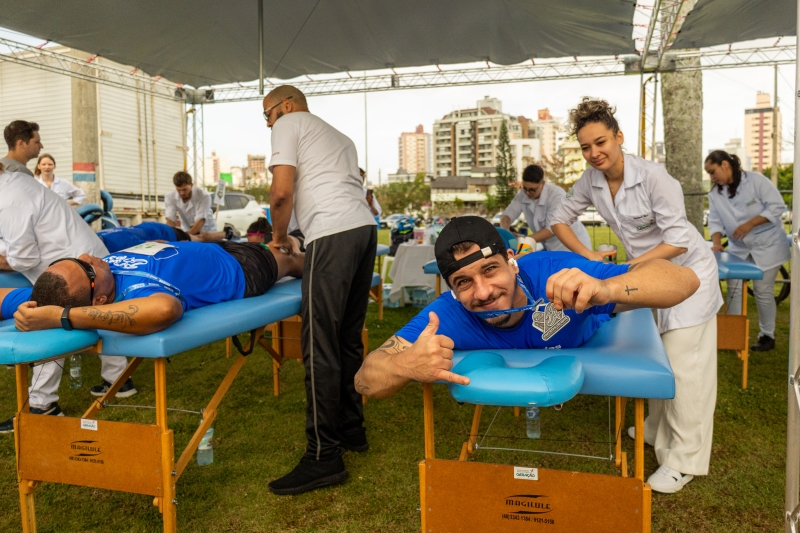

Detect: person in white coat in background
706,149,789,352
500,163,592,251
34,154,87,207
550,97,722,494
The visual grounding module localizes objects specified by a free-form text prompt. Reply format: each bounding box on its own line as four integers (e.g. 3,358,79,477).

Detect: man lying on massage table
354,216,700,398
0,239,304,336
97,221,240,253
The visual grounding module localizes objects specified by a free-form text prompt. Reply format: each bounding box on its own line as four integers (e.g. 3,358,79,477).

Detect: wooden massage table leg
634,398,645,482
435,274,441,297
82,357,144,420
615,397,629,477
740,282,750,390
15,364,38,533
459,405,483,461
153,358,177,533
423,383,435,460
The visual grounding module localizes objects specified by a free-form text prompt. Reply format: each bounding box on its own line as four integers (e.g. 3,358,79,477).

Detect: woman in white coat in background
551,98,722,494
706,150,789,352
34,153,87,207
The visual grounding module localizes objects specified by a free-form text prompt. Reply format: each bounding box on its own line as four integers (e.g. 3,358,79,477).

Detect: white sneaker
647,465,694,494
626,426,654,447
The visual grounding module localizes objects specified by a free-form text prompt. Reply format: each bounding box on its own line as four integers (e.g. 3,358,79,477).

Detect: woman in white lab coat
34,154,87,207
706,150,789,352
551,98,722,494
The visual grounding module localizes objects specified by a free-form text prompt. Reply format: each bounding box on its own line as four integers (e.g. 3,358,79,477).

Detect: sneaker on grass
0,402,65,434
751,335,775,352
269,455,349,495
647,465,694,494
90,378,138,398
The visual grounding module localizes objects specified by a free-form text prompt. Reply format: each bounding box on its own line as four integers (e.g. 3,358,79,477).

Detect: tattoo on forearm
624,286,639,296
378,337,409,355
80,305,139,327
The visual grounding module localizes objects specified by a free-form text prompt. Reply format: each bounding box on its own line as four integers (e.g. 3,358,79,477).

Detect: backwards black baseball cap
435,216,508,285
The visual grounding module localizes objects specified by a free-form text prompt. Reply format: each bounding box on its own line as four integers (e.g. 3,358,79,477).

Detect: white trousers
29,355,128,410
726,262,781,339
643,315,717,476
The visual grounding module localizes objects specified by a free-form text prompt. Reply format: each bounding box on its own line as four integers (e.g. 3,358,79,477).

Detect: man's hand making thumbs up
354,311,469,399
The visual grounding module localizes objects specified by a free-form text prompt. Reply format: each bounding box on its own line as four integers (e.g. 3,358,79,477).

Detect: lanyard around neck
112,270,185,304
473,274,538,319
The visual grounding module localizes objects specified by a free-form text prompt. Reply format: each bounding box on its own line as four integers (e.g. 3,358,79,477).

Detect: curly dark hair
522,164,544,183
30,272,91,308
569,98,620,137
705,150,743,199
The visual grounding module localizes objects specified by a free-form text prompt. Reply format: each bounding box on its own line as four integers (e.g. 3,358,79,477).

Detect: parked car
577,206,605,226
491,212,503,225
380,213,405,229
215,192,263,233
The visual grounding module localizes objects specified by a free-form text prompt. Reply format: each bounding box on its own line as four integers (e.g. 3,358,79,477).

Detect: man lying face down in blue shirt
96,221,239,253
353,216,701,399
0,240,303,335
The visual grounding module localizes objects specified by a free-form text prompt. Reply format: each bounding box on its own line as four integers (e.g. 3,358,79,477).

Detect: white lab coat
0,171,109,283
707,171,789,270
502,183,592,252
35,175,87,206
551,153,722,334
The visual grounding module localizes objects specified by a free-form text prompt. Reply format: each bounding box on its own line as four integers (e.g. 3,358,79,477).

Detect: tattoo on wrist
80,305,139,327
624,286,639,296
379,337,408,355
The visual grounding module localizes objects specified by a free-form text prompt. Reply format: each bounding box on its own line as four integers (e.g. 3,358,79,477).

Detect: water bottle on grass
197,413,214,466
69,355,82,389
526,405,540,439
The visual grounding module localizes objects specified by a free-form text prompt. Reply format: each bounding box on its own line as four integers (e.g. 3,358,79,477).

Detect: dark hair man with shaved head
263,85,378,495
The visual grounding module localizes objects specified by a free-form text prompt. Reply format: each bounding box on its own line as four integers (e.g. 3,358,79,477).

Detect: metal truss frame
0,37,181,100
0,36,794,104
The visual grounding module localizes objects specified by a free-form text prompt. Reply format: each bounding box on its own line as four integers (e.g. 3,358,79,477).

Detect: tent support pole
785,1,800,529
258,0,264,96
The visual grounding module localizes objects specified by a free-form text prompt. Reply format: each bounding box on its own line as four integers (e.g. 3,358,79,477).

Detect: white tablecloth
388,243,437,304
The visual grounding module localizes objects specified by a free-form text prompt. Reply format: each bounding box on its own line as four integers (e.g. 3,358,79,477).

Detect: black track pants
301,224,377,461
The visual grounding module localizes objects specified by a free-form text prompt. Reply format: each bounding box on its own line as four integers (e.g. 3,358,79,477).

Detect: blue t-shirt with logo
396,252,629,350
104,242,245,311
98,223,180,253
1,241,243,318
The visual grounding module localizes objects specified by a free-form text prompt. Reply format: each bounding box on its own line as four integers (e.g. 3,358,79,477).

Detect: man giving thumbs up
355,216,700,399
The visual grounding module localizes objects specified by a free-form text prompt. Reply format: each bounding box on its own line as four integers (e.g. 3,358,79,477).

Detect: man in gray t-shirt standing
265,85,377,495
1,120,42,176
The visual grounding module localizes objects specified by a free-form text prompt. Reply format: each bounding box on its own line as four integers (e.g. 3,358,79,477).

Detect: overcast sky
203,57,796,186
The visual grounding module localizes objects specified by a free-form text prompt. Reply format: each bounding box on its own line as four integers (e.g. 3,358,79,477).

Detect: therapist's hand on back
267,234,295,255
397,312,468,385
583,250,616,263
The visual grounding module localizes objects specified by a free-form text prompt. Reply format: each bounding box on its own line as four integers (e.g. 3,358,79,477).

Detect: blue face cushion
448,352,584,407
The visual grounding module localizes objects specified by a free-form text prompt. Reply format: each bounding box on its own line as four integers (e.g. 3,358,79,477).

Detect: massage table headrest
449,352,584,407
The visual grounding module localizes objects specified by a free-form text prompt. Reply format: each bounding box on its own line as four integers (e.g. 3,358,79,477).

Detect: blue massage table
418,308,671,533
714,251,763,389
0,278,310,533
0,271,32,288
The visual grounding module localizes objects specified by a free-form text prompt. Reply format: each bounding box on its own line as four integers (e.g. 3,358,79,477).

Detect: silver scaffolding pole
785,1,800,530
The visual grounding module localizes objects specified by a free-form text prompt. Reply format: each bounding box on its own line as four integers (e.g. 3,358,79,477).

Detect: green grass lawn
0,227,789,532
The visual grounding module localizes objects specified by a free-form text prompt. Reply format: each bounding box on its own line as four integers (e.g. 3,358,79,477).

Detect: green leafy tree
374,173,431,217
494,120,517,208
764,164,793,207
542,152,570,191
